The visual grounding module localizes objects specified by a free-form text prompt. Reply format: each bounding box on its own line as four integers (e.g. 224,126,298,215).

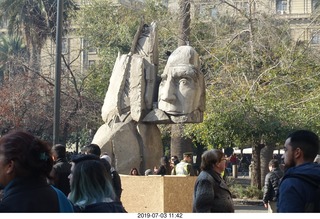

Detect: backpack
285,174,320,212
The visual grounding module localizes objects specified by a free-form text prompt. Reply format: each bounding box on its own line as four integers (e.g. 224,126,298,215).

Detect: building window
88,60,96,68
88,46,97,54
85,40,97,54
234,1,252,15
276,0,287,14
61,38,68,54
311,32,320,44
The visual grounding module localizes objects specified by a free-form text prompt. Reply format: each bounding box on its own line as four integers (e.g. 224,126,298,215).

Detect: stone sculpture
144,45,205,124
92,21,205,174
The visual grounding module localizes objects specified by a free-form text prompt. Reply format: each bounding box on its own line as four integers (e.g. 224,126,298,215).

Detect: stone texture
91,115,162,174
120,175,197,213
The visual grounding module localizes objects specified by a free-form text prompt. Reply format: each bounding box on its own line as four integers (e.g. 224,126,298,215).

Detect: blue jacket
277,162,320,212
0,177,61,212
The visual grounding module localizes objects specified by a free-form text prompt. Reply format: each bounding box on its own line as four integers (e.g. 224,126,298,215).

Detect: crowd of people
0,129,319,213
0,131,126,213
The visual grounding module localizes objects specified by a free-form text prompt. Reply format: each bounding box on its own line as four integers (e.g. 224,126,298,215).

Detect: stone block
120,175,197,213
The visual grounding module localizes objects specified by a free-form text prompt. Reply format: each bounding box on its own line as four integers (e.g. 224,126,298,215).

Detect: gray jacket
193,170,234,212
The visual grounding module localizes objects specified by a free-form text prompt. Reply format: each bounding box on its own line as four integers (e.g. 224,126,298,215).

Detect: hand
264,203,268,209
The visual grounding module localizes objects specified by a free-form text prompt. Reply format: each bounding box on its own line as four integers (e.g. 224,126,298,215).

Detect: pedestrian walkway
234,204,267,213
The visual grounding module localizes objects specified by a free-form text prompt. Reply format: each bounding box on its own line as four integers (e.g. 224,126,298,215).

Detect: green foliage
229,184,263,199
185,6,320,151
0,35,28,81
66,128,92,151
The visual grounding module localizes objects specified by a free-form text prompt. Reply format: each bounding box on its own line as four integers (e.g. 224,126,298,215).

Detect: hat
183,152,193,157
71,154,100,164
101,154,112,165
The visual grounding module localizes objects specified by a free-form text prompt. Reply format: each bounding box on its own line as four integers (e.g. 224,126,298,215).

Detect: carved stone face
158,46,204,116
158,64,201,115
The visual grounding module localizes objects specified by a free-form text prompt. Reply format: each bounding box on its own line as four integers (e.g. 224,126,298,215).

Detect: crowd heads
2,128,320,213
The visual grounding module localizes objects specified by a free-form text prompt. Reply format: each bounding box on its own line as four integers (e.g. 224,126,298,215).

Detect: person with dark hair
263,159,283,213
170,155,179,175
154,156,170,175
192,149,234,213
129,167,139,175
84,143,101,157
68,154,126,212
0,130,73,212
49,144,72,196
278,130,320,212
172,152,195,176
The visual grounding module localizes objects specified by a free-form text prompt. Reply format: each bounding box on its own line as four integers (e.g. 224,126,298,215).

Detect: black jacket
73,201,127,213
111,170,122,201
0,177,60,212
49,158,71,196
263,167,283,203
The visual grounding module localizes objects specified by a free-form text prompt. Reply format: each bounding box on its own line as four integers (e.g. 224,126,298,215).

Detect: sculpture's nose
160,79,176,103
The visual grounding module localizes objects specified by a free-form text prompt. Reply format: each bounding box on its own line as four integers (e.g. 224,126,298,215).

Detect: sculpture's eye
179,78,188,86
160,74,167,86
159,79,166,86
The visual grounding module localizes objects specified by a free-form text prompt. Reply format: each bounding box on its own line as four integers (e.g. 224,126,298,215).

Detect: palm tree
0,34,28,84
0,0,77,79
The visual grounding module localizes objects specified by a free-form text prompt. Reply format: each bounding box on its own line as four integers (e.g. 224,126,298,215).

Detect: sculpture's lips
165,111,184,115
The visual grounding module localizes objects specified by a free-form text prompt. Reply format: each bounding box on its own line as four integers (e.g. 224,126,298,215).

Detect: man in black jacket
49,144,72,196
263,159,284,213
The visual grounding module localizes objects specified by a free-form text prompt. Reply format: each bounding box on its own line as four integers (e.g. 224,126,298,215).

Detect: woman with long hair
68,154,126,212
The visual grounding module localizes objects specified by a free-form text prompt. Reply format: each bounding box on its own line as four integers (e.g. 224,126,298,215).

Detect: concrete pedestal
120,175,197,213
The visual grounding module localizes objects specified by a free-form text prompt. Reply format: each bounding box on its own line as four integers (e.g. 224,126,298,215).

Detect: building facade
1,0,319,78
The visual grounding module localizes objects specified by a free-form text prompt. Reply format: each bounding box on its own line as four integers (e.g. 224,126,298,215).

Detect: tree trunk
170,0,192,159
177,0,190,46
170,124,193,160
29,43,41,80
251,143,265,189
260,144,275,186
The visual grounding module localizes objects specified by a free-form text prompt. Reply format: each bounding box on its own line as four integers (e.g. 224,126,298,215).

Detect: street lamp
53,0,64,145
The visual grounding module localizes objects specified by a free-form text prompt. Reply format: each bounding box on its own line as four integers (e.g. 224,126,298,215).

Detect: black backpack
285,174,320,212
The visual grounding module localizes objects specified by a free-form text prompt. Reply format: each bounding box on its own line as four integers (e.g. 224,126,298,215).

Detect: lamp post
53,0,63,145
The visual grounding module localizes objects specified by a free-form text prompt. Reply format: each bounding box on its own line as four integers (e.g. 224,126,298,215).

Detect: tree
0,0,77,78
185,1,320,189
170,0,194,161
0,35,28,83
